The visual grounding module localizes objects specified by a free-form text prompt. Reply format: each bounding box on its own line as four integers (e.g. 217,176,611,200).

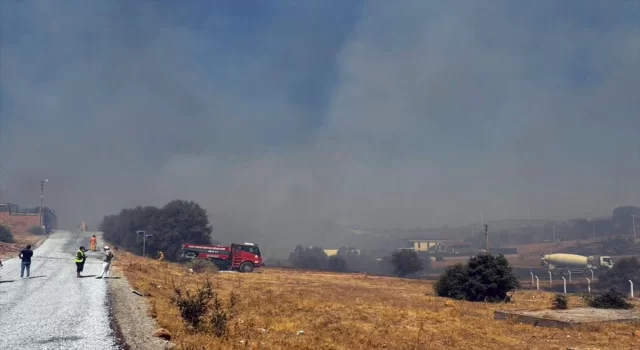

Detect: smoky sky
0,1,639,243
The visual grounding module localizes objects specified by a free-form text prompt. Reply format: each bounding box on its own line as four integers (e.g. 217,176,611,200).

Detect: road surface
0,230,121,349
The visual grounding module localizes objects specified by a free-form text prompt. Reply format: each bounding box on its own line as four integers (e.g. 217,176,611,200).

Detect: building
323,248,361,257
0,203,57,234
406,239,473,255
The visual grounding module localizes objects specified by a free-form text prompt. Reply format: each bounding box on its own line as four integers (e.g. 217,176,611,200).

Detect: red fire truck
179,242,263,272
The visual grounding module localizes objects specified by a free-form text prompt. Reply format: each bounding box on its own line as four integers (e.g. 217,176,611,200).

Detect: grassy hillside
114,253,640,350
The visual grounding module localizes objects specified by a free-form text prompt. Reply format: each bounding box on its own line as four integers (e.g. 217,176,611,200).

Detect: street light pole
136,230,154,258
40,179,48,229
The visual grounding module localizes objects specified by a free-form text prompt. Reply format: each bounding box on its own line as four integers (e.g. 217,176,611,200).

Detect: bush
210,291,238,338
171,279,215,330
186,259,218,274
434,253,519,302
28,225,45,235
583,289,634,309
327,255,348,272
0,225,14,243
171,278,238,337
552,294,568,309
390,250,424,277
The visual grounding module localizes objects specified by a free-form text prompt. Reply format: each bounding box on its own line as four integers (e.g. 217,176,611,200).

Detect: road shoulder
108,266,174,350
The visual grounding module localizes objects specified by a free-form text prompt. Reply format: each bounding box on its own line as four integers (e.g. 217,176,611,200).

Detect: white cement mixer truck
541,253,614,276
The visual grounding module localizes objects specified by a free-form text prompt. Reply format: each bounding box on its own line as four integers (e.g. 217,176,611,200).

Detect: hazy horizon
1,1,638,245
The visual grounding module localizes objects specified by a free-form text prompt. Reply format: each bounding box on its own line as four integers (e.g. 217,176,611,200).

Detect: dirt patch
495,308,640,328
107,266,174,350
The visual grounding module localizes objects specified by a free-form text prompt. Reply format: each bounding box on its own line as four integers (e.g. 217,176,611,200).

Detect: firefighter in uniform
75,246,88,278
90,235,97,251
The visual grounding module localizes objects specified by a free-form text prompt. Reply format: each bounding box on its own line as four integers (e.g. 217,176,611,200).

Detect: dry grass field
114,252,640,350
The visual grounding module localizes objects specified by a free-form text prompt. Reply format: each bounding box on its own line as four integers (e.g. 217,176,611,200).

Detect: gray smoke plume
0,1,638,254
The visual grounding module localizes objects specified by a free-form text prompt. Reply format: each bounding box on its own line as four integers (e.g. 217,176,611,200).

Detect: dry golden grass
114,252,640,350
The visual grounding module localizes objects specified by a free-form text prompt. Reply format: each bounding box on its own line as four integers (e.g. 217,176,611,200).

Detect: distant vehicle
541,253,614,276
179,242,264,273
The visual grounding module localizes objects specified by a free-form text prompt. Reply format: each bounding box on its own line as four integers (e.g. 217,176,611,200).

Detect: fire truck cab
179,242,263,273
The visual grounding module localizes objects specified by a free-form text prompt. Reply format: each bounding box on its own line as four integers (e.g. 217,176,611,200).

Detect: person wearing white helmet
96,246,114,279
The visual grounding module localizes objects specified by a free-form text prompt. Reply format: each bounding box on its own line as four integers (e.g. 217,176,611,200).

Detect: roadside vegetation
28,225,45,235
0,224,15,243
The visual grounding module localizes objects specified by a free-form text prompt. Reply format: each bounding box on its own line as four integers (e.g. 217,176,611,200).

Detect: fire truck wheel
239,262,254,273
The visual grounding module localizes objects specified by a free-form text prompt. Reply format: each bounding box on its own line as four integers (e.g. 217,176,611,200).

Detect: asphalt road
0,231,121,349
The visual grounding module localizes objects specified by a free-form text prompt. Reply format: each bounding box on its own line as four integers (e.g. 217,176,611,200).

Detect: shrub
433,263,468,300
210,291,238,338
186,259,218,274
28,225,45,235
327,255,348,272
434,253,519,302
0,225,14,243
390,250,424,277
171,279,215,330
552,294,568,309
583,289,634,309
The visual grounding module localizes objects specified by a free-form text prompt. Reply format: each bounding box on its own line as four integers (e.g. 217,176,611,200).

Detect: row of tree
99,200,214,261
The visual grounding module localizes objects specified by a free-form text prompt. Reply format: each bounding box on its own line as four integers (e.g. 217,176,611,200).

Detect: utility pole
484,223,489,252
40,179,48,229
137,230,154,258
0,164,9,203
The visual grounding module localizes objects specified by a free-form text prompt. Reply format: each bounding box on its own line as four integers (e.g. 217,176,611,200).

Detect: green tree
434,253,519,302
612,206,640,233
99,200,213,261
390,250,423,277
288,245,328,269
327,255,348,272
599,257,640,293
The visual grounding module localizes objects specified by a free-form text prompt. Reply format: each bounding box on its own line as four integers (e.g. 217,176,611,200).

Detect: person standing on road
90,235,97,251
96,246,114,279
19,245,33,278
75,246,88,278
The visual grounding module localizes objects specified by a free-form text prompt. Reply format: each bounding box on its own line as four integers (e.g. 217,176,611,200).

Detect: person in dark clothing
75,246,88,278
19,245,33,278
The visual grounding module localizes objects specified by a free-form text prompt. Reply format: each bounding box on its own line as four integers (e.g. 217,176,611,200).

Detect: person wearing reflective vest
75,246,88,278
